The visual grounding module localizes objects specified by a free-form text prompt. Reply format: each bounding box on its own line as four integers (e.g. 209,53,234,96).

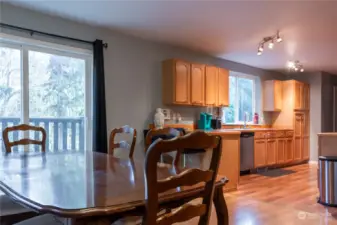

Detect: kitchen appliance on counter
198,113,212,130
240,132,255,174
211,119,222,129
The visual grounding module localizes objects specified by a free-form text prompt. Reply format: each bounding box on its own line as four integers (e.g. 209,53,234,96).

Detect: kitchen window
222,72,256,124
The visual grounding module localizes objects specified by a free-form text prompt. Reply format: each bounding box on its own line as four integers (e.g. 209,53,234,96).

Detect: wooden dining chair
3,124,46,153
1,124,61,225
145,127,182,166
143,131,222,225
109,125,137,158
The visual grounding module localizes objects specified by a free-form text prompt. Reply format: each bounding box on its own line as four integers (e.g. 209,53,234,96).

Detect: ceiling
4,0,337,74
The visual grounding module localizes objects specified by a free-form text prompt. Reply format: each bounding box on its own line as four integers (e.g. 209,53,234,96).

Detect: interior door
190,64,205,105
218,68,229,106
205,66,218,106
174,60,190,104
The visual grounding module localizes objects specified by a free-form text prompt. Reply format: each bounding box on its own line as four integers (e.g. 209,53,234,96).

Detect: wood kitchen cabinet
162,59,229,107
285,138,294,162
190,64,205,106
294,81,310,110
162,59,191,105
277,138,285,164
266,139,277,165
218,68,229,106
263,80,283,111
205,66,218,106
272,80,310,163
254,139,267,168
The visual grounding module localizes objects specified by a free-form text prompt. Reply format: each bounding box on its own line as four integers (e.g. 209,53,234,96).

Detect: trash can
318,156,337,206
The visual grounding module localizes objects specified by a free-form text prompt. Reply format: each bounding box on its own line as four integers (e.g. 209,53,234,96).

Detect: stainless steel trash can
319,156,337,206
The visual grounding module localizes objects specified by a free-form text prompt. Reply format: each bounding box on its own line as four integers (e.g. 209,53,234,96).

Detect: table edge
0,179,227,218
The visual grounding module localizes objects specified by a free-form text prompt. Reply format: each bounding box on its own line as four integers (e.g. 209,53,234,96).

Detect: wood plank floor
182,163,337,225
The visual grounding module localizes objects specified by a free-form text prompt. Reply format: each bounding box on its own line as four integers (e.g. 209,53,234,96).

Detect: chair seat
0,194,31,216
14,214,65,225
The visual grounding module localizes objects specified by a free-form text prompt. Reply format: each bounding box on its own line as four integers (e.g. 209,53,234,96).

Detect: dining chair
3,124,46,153
143,131,222,225
109,125,137,158
2,124,61,225
145,128,182,165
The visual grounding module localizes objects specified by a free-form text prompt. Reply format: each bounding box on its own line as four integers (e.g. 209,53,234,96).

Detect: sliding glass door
0,38,92,152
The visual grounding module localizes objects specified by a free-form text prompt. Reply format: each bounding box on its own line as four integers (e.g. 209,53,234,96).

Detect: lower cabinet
284,138,294,162
254,139,267,168
277,139,285,164
266,139,277,165
254,133,295,168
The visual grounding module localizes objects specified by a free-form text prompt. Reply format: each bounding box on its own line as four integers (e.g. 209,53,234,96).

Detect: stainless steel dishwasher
240,132,255,173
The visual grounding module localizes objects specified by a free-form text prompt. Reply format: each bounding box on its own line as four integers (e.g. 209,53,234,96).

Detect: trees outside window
223,72,255,124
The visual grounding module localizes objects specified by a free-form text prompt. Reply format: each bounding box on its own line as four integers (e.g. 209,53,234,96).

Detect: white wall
0,3,285,143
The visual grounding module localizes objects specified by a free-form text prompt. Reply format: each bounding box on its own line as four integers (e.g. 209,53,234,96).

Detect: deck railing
0,117,85,152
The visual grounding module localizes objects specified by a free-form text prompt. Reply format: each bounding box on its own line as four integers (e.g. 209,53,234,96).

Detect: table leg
213,187,229,225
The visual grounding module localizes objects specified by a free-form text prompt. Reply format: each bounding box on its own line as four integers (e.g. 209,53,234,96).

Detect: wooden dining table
0,146,229,225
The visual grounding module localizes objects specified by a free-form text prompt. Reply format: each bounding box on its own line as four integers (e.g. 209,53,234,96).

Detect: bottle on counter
253,113,259,124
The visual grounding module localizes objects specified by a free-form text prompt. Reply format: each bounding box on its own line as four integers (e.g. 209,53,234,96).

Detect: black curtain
92,40,107,153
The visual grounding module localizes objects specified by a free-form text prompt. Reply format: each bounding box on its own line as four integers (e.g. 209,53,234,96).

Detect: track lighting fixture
257,30,282,56
287,60,304,72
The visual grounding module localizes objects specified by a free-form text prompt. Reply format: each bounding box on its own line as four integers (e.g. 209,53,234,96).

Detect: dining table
0,145,229,225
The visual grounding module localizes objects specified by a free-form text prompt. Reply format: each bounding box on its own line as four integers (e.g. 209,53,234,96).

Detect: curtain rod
0,23,108,48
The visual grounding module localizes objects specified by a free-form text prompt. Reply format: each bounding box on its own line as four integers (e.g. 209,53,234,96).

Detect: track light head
268,41,274,49
276,31,282,43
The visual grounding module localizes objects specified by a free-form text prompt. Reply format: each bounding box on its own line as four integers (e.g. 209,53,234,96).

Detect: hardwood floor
182,163,337,225
223,163,337,225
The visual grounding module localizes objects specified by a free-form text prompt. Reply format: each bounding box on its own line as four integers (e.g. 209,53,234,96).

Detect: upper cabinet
263,80,283,111
190,64,205,106
218,68,229,107
294,81,310,110
162,59,191,105
162,59,229,107
205,66,218,106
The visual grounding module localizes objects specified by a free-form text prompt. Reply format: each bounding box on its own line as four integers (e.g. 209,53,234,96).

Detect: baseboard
309,160,318,164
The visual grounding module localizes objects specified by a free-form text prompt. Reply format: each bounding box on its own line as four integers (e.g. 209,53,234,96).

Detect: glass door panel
0,46,23,152
28,50,86,152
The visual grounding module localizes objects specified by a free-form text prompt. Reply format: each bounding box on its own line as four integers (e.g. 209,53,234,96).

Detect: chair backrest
109,125,137,158
145,127,181,152
2,124,47,153
143,131,222,225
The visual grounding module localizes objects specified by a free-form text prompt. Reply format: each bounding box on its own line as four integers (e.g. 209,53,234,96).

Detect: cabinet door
277,138,285,164
302,113,310,160
254,139,267,168
294,82,303,110
274,81,283,111
190,64,205,105
266,139,277,165
205,66,218,106
174,61,190,104
285,138,294,162
302,136,309,160
303,84,310,110
294,113,303,160
218,68,229,106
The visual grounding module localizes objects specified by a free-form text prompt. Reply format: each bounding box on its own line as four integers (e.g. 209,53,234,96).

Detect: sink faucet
243,112,248,129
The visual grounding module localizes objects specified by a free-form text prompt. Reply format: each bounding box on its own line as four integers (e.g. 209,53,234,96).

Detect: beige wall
0,3,285,142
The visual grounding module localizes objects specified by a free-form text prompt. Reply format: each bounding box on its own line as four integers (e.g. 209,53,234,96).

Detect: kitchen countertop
194,128,293,135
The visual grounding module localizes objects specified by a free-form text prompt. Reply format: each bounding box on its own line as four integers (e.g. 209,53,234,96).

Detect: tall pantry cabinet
272,80,310,161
